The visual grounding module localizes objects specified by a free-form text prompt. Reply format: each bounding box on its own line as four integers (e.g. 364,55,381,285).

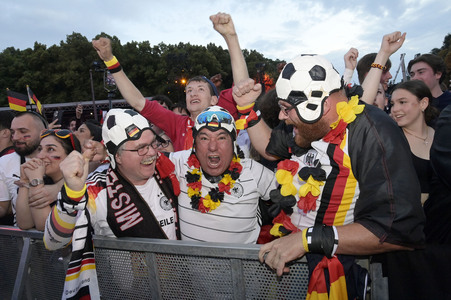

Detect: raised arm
92,37,147,112
210,13,248,85
44,150,92,250
361,32,406,104
343,48,359,85
233,78,278,161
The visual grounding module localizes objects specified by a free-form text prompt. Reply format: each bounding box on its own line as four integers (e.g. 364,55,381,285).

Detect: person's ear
434,71,442,82
0,128,10,138
210,95,218,106
420,97,429,112
322,98,333,116
115,152,122,165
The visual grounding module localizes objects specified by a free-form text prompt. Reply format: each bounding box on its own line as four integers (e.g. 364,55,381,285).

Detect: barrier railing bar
12,237,31,300
230,258,246,299
146,252,163,299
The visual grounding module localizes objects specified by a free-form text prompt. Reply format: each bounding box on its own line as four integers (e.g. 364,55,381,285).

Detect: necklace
403,128,429,145
186,153,242,213
270,96,364,238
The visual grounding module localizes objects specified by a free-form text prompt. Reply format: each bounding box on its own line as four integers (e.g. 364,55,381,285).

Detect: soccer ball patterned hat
276,54,343,123
103,109,152,168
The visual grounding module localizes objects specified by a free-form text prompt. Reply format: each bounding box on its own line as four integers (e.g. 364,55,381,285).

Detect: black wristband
305,225,339,258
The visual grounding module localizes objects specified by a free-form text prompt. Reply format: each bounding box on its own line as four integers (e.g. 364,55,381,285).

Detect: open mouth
208,155,220,167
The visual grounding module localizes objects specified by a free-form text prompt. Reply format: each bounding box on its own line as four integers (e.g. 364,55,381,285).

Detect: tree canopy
431,33,451,89
0,32,283,107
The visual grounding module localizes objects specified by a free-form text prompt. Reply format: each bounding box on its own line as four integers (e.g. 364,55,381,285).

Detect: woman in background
390,80,439,204
16,129,81,230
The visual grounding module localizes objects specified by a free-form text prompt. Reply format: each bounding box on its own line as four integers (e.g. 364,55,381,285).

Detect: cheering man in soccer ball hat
233,32,425,299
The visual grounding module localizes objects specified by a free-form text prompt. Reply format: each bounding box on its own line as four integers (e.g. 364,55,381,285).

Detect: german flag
27,85,43,115
307,256,347,300
6,89,27,112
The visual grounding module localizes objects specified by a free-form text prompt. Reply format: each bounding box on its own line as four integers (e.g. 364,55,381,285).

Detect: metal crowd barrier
0,225,388,299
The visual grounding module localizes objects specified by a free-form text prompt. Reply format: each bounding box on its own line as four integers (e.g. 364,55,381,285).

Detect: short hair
356,53,392,84
151,95,173,110
391,80,439,124
40,129,82,154
407,54,447,84
84,119,102,142
256,89,280,129
0,111,15,130
172,102,190,116
186,76,219,97
14,111,48,129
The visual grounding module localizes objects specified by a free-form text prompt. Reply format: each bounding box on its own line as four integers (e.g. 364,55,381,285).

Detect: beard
14,139,40,157
290,118,331,148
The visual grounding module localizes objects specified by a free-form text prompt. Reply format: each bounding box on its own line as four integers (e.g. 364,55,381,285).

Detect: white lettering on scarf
107,170,144,231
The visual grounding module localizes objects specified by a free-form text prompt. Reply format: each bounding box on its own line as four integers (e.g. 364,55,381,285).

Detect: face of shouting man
194,128,234,177
278,100,332,149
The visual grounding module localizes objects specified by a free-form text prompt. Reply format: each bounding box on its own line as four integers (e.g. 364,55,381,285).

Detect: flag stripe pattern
27,85,43,114
7,90,27,111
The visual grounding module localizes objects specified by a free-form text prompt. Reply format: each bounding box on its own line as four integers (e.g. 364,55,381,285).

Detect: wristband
104,56,122,73
370,63,387,71
304,225,339,258
302,228,309,252
237,102,255,112
16,180,30,188
343,68,354,85
64,183,86,202
236,102,261,130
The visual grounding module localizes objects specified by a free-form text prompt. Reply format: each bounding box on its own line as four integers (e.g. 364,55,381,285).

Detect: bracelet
64,183,87,202
236,110,261,130
302,225,339,258
236,102,261,130
16,180,30,188
104,56,122,73
237,102,255,112
370,63,387,71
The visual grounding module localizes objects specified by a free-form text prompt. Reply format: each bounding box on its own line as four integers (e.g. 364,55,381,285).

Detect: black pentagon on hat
124,109,138,116
107,115,116,129
281,63,296,80
286,90,308,105
309,65,326,81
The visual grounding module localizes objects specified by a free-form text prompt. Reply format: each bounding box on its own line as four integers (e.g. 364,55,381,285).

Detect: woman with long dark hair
16,129,81,230
391,80,439,204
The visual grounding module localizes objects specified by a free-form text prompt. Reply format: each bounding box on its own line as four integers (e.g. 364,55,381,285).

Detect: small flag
26,85,43,115
6,89,27,112
100,110,107,125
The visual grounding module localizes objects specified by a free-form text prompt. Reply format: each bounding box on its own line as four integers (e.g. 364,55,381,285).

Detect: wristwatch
29,178,44,187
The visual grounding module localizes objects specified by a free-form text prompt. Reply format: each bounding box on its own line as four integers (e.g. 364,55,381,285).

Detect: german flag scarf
306,255,347,300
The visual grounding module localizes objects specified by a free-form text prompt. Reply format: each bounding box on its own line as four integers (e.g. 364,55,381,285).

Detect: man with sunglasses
168,106,277,243
91,13,248,151
0,111,52,224
233,53,425,298
44,109,180,299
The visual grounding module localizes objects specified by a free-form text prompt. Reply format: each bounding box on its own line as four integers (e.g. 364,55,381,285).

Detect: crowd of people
1,11,451,299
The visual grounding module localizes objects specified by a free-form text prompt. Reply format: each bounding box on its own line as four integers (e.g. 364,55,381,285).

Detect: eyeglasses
41,129,76,150
278,101,294,115
196,111,233,125
122,139,162,156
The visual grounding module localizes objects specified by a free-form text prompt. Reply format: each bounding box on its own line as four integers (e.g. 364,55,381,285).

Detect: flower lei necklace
270,96,364,237
186,153,243,213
